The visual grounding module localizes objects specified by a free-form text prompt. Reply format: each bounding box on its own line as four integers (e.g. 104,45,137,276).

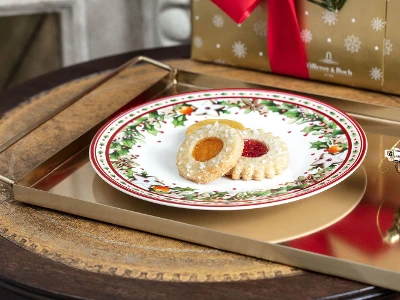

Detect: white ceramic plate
90,89,367,210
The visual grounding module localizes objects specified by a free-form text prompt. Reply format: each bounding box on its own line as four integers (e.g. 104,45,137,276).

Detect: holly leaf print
283,110,301,119
265,105,281,113
326,165,337,171
110,141,121,150
121,138,135,147
262,100,280,112
211,192,230,198
172,114,188,127
251,190,272,197
133,129,145,140
301,125,325,134
184,194,197,200
123,128,133,136
327,122,337,129
220,109,231,114
281,103,296,110
310,141,329,150
109,143,129,157
109,151,120,160
218,100,240,107
244,108,252,114
118,146,130,156
332,129,344,136
297,183,310,189
148,111,161,119
131,116,147,127
171,186,196,192
273,186,289,194
143,122,158,135
286,185,300,191
125,168,135,179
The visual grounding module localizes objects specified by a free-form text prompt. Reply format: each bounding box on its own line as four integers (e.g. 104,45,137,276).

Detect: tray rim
2,57,400,292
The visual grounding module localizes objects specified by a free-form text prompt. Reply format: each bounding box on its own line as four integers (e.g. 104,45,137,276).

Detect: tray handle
0,56,176,186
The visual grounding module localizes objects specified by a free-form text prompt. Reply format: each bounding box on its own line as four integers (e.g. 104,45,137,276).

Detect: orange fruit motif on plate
153,186,170,193
327,145,343,154
186,119,246,136
178,106,194,115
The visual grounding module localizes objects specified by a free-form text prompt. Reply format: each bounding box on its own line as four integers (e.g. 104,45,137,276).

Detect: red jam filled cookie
227,129,289,181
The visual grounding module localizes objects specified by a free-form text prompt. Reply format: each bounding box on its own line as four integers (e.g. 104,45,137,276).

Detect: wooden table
0,45,398,300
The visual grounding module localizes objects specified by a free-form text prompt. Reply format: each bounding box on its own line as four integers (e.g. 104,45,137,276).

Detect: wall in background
0,14,61,89
0,0,191,90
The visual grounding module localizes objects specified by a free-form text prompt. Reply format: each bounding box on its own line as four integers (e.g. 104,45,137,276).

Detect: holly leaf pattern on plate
172,114,188,127
91,90,366,210
311,141,329,150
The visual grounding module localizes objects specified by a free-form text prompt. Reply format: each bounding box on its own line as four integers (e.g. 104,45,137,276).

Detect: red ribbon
211,0,309,79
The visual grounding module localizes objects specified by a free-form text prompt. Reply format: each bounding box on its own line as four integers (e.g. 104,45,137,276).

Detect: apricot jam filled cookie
186,119,246,136
227,129,289,181
176,123,244,184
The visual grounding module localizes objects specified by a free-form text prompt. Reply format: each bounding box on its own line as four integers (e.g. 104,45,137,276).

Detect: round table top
0,45,398,300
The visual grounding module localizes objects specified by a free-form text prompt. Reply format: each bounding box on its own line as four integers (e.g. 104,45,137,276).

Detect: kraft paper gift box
191,0,400,95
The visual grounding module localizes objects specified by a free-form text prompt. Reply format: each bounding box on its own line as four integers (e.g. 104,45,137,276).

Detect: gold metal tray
1,57,400,291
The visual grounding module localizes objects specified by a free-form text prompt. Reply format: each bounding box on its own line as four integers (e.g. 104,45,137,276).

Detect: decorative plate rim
89,88,367,210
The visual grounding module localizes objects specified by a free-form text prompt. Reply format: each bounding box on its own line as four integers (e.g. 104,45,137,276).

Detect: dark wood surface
0,45,399,300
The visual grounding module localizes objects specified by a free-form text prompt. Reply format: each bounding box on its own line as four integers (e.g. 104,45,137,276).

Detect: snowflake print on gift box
212,14,224,28
384,39,393,56
232,41,247,58
344,35,361,53
322,10,338,26
370,67,383,81
300,29,313,43
253,20,267,38
193,36,203,48
371,17,386,31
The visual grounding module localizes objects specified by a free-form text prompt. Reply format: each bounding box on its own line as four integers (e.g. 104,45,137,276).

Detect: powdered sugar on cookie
176,123,244,184
176,121,289,183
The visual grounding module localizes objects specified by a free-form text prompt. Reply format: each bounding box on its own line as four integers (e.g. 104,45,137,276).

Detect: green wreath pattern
108,97,350,202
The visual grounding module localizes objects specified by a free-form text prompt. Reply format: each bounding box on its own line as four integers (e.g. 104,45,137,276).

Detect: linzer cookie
176,123,244,184
186,119,246,136
227,129,289,181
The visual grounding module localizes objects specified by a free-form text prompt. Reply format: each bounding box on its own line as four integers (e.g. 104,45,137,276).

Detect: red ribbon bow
211,0,309,79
